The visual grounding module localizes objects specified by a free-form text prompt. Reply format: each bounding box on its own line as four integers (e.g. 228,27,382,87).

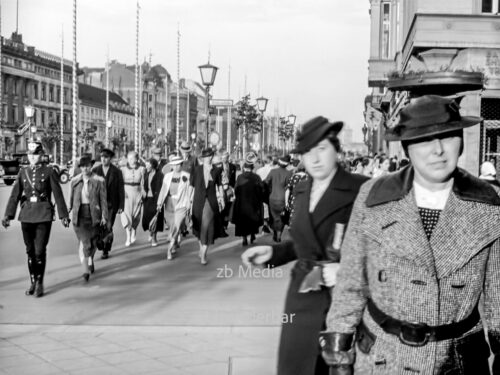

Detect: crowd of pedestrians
2,94,500,374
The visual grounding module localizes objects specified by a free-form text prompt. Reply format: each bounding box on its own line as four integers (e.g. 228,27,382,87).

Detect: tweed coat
69,173,109,227
267,167,368,375
325,166,500,375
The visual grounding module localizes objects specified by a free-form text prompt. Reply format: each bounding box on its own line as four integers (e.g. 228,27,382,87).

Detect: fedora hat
180,141,192,152
200,148,214,158
278,155,291,166
292,116,343,154
385,95,482,142
169,155,183,165
151,147,162,155
100,148,115,158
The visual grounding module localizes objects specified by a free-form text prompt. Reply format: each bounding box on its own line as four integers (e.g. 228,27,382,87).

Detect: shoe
125,240,131,247
89,264,95,274
171,248,177,255
242,237,248,246
148,234,152,242
131,231,137,244
82,273,90,282
34,281,44,297
101,252,109,260
151,240,158,247
200,246,208,265
25,282,35,296
262,225,271,234
250,234,256,244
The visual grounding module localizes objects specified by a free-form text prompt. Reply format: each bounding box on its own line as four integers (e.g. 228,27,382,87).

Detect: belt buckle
30,196,38,203
399,322,430,347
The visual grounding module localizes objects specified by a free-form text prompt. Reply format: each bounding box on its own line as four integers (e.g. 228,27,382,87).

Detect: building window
64,88,68,104
149,94,153,102
41,83,46,100
34,83,39,99
381,2,391,59
49,85,54,102
41,110,46,127
57,87,61,103
482,0,500,12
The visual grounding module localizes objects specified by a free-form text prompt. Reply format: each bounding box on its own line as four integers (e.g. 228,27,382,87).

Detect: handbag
149,211,159,232
280,206,291,226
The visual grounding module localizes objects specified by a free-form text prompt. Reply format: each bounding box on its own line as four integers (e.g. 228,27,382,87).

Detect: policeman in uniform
2,141,70,297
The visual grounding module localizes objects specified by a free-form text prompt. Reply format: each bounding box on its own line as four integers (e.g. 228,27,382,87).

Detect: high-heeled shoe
242,237,248,246
200,246,208,265
250,234,256,244
130,230,137,244
82,273,90,282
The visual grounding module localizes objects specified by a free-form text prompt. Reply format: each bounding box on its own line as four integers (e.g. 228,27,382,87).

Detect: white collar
413,179,453,210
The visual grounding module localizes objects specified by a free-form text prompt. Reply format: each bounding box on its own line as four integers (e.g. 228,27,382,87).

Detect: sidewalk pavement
0,324,279,375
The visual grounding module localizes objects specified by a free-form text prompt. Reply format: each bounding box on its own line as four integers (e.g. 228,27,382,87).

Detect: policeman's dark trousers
21,221,52,283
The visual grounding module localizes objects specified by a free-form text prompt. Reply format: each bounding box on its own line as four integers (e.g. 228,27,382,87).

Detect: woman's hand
100,217,107,227
322,263,341,287
241,246,273,267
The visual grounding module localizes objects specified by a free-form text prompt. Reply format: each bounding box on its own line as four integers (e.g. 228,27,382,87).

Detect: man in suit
92,148,125,259
321,96,500,374
151,146,168,172
2,141,70,297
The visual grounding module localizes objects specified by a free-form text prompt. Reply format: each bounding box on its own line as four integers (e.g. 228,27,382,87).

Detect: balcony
402,13,500,66
368,59,396,87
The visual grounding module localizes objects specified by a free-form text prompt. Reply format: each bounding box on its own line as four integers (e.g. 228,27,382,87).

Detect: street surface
0,180,291,374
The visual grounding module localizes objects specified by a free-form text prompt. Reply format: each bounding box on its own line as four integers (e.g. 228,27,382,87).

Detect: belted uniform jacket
69,173,108,227
325,166,500,374
267,167,368,375
5,164,68,223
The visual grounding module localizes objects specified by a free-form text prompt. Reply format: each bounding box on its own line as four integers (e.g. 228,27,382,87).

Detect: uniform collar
366,166,500,207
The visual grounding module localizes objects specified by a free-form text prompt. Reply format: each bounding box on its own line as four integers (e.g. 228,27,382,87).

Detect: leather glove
319,331,355,375
61,217,71,228
2,217,10,228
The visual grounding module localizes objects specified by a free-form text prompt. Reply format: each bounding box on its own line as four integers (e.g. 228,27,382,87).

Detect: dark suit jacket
5,164,69,223
266,167,369,375
190,165,224,239
143,169,164,202
223,162,237,188
93,163,125,214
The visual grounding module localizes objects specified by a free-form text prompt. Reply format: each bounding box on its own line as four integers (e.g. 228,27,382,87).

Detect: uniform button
378,270,387,282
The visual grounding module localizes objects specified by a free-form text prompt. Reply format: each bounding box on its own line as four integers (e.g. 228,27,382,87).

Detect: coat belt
367,298,480,347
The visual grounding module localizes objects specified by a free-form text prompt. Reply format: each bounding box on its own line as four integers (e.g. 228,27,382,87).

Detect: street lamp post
106,120,112,147
24,105,35,142
287,114,296,154
256,96,268,157
198,62,218,147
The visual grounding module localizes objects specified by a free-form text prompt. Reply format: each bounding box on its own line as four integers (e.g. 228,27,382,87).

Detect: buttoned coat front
267,167,368,375
326,166,500,374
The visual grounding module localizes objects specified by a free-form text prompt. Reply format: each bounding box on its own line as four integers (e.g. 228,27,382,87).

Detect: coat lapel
293,180,324,254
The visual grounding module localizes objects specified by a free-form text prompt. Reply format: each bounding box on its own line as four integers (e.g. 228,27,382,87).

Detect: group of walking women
242,95,500,375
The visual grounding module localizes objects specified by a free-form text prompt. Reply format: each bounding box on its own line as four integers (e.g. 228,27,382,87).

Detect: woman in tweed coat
321,95,500,374
242,117,369,375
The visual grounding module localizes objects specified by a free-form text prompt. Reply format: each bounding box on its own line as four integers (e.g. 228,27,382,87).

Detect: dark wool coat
231,171,264,236
5,164,68,223
266,167,368,375
190,165,225,240
326,166,500,374
142,169,164,232
92,163,125,217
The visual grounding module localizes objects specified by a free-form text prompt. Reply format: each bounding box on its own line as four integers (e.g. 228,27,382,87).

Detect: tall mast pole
60,25,64,165
186,88,189,141
0,2,3,158
176,24,180,149
105,46,109,147
227,64,231,153
71,0,77,169
134,1,140,153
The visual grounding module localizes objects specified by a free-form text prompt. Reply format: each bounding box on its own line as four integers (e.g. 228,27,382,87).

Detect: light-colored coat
326,167,500,374
157,170,193,210
69,173,108,226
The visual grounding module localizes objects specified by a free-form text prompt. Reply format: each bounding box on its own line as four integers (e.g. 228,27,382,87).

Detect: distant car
40,155,70,184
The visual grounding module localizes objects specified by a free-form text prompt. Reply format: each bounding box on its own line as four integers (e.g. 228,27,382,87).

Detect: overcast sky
3,0,370,142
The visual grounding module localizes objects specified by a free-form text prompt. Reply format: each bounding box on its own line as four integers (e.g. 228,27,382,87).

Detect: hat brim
170,159,183,165
292,121,343,154
101,150,115,158
180,146,192,152
385,116,481,141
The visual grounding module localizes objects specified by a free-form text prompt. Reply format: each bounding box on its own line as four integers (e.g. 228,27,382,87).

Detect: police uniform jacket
266,167,368,375
325,166,500,374
5,164,68,223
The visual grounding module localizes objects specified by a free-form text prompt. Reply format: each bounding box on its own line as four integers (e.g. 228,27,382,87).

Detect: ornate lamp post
105,120,112,147
24,105,35,141
198,62,218,147
256,96,268,156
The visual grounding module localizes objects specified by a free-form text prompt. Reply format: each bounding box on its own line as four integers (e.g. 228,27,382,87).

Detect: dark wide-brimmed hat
79,155,92,167
100,148,115,158
27,141,44,155
201,148,214,158
385,95,482,142
292,116,343,154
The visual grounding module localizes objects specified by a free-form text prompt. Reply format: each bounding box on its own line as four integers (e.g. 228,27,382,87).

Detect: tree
234,95,261,155
40,121,61,161
142,132,156,156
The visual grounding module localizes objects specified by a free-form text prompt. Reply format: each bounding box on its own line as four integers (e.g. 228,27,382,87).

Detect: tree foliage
40,121,61,152
234,95,261,135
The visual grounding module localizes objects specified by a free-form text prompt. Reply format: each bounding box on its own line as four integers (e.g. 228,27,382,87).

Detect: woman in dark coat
242,117,369,375
232,158,264,246
190,148,225,265
142,158,164,246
